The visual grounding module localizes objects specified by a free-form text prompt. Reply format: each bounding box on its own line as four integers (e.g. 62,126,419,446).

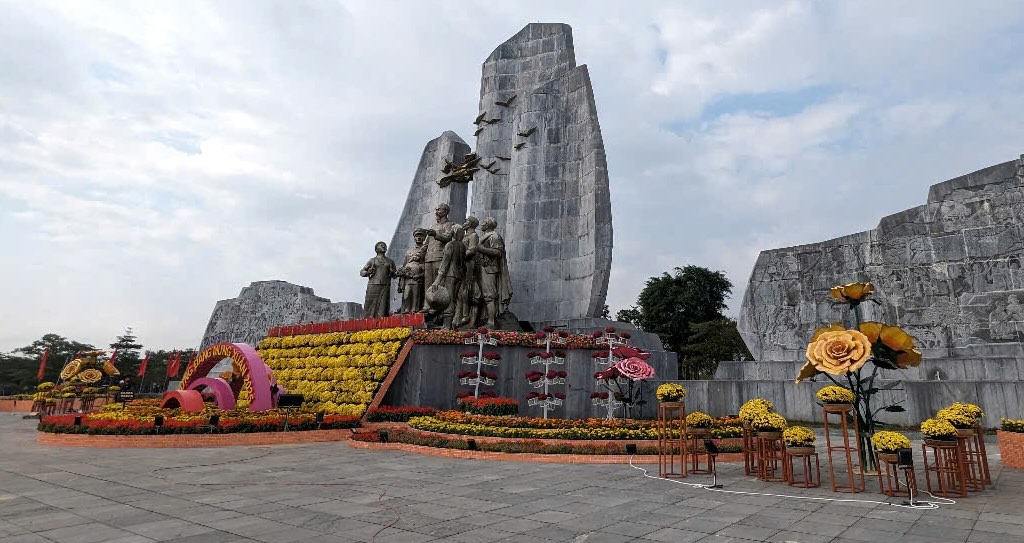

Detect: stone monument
200,281,361,349
685,155,1024,425
388,23,613,324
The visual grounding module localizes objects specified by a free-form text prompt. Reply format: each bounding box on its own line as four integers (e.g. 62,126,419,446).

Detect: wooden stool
657,402,688,479
785,448,821,488
877,453,914,497
922,439,968,498
756,432,786,482
686,431,713,475
956,430,986,492
823,403,865,493
742,424,758,476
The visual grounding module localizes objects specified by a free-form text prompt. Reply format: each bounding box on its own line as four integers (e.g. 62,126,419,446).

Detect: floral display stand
823,403,865,493
922,439,968,498
785,446,820,488
685,427,713,475
460,329,499,399
742,423,758,476
657,401,687,479
525,329,567,419
974,425,992,483
756,431,786,482
955,430,987,492
877,452,913,497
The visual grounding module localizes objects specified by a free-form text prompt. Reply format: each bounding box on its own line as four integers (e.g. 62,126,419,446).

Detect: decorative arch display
178,343,274,412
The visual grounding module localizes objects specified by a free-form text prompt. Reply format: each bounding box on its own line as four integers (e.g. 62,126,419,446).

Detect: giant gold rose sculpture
857,321,922,369
796,327,872,383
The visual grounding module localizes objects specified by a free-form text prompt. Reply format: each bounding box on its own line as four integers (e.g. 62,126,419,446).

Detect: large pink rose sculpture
614,357,655,381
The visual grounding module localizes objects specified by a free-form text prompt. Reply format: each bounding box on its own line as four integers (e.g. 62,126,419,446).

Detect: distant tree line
0,328,194,395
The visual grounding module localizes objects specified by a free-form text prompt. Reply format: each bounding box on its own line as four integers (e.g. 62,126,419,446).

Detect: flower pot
687,427,711,437
756,430,783,439
659,401,685,408
957,428,975,438
822,403,854,413
786,445,815,455
742,421,752,431
877,452,899,463
997,430,1024,469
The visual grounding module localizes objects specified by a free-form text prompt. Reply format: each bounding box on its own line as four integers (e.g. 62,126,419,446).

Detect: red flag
137,351,150,377
167,351,181,378
36,349,49,381
109,349,118,367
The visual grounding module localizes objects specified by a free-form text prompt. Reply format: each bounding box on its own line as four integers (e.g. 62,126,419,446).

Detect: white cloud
1,1,1023,350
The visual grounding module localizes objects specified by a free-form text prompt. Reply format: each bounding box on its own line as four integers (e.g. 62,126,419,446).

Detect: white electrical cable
627,455,956,510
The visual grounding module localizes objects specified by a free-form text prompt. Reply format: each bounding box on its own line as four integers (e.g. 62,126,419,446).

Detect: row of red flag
36,349,196,381
267,313,425,337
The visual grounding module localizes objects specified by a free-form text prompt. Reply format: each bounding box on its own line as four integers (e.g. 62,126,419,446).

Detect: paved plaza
2,416,1023,543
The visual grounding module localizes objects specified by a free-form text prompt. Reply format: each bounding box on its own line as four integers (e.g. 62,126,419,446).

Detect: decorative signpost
460,328,499,399
525,327,567,419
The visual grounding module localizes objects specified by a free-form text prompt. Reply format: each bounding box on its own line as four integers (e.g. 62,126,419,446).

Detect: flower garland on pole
459,327,499,399
525,326,568,419
795,281,923,473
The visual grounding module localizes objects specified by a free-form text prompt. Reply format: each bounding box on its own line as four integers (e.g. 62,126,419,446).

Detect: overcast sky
2,1,1023,352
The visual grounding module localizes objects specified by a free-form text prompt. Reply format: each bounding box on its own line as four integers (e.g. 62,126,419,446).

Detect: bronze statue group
360,203,512,329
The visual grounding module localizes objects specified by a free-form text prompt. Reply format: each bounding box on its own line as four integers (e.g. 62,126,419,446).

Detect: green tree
617,265,741,379
110,327,143,377
678,318,752,379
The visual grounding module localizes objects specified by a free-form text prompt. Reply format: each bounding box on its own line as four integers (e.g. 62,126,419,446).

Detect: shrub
458,396,518,417
921,418,958,440
936,407,976,429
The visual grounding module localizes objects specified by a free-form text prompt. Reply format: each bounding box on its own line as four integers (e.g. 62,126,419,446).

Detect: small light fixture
154,415,164,427
73,415,83,426
209,414,220,427
466,439,477,451
378,430,389,443
704,439,720,456
624,443,637,455
315,412,324,423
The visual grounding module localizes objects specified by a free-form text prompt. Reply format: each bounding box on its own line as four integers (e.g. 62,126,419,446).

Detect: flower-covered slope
258,328,411,417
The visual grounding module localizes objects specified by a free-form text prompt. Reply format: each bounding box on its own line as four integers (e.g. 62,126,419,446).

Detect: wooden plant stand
823,403,865,493
657,402,687,479
922,439,968,498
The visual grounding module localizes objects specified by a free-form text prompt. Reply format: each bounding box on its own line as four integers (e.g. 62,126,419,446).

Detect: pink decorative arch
186,377,237,410
179,343,273,411
159,390,205,412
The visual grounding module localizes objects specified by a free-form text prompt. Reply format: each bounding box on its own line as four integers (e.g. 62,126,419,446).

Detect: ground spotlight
625,443,637,455
378,430,389,443
467,439,477,451
315,412,325,423
73,415,82,427
154,415,164,427
209,414,220,427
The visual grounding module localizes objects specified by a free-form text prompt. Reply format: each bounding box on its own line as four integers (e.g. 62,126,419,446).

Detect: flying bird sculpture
518,127,536,138
495,95,517,107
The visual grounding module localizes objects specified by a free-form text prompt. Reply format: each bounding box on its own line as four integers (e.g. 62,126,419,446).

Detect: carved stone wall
739,155,1024,361
200,281,361,349
386,131,471,311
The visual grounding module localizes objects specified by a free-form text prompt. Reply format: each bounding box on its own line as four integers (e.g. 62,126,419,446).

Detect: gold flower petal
880,325,915,352
795,361,820,383
895,348,923,369
858,321,883,344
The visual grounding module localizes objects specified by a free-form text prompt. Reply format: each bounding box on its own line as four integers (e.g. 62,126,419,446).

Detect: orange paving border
37,429,353,448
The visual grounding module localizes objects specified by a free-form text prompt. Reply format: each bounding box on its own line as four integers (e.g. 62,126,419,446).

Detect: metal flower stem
474,335,484,399
848,301,878,473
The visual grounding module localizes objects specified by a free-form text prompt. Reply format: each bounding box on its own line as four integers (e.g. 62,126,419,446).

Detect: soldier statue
477,217,512,328
455,216,483,328
397,228,427,313
430,224,466,328
360,241,397,318
421,203,456,312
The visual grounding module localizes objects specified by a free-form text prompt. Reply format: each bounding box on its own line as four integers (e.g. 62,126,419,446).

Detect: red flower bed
457,396,519,417
38,412,360,435
366,406,438,422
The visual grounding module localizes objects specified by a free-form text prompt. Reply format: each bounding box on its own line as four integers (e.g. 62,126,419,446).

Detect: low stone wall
382,343,675,419
998,431,1024,469
672,378,1023,427
36,429,352,448
0,399,34,412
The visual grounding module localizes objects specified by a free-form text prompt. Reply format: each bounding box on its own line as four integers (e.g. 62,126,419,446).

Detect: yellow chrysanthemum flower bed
739,398,774,422
686,411,714,428
783,426,815,447
871,430,911,453
815,385,854,404
258,328,411,417
1001,418,1024,433
920,418,958,440
751,412,787,432
655,383,687,402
